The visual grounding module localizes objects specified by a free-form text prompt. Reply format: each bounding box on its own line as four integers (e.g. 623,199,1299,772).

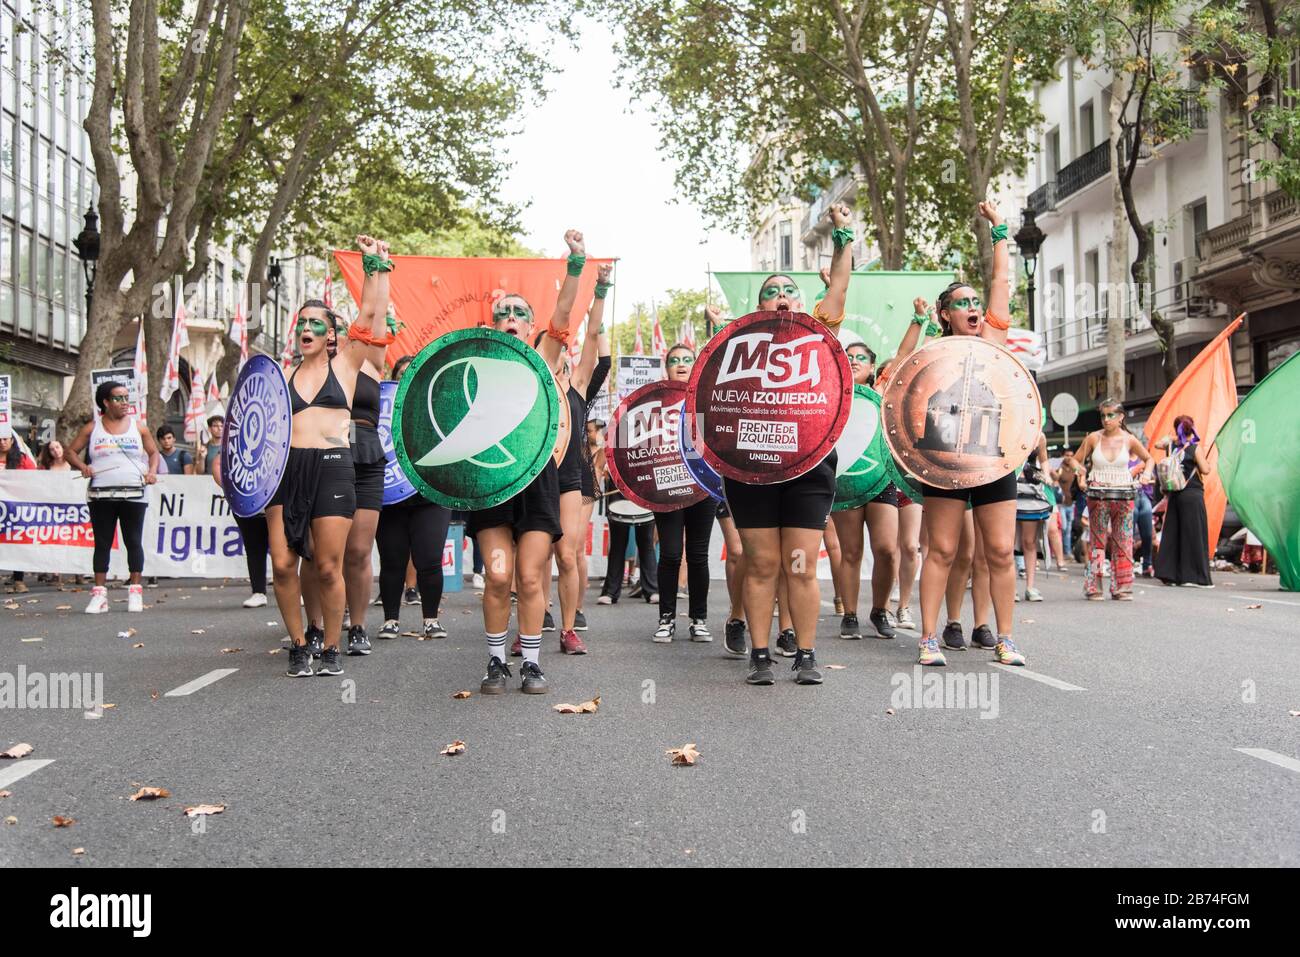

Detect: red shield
685,311,851,484
607,379,710,512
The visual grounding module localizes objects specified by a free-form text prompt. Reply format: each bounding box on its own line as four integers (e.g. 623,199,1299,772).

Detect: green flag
712,270,955,361
1215,350,1300,590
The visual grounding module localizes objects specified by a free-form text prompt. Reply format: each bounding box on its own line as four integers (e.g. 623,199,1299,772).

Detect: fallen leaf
440,740,467,756
267,648,282,655
1246,604,1263,610
150,691,159,700
401,631,423,638
4,816,16,825
666,743,701,766
72,847,84,856
25,598,38,604
0,790,10,798
553,695,601,714
2,601,19,610
102,703,115,710
885,708,895,715
117,628,137,639
825,664,847,670
55,605,71,611
52,815,75,827
220,647,242,654
191,629,206,635
129,786,171,801
0,743,34,759
132,643,144,649
451,690,471,699
183,804,225,818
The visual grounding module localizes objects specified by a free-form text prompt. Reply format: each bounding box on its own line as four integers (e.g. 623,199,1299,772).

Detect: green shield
393,328,560,510
832,385,892,512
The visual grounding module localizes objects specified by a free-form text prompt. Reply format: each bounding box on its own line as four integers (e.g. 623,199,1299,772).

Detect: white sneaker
85,586,109,614
895,606,916,631
471,573,485,591
128,584,144,613
653,615,675,642
596,595,612,605
688,619,712,642
243,592,268,608
1025,587,1043,602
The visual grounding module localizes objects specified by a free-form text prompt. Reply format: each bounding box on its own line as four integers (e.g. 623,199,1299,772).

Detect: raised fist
356,234,378,255
705,303,723,323
914,296,930,316
564,229,585,256
597,262,613,284
828,203,852,228
977,200,1002,226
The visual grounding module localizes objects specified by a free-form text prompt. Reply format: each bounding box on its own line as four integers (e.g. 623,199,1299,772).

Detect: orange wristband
545,325,571,344
812,300,845,328
983,310,1010,331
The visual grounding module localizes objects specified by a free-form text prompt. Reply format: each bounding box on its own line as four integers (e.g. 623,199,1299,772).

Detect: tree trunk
57,288,125,443
1106,80,1130,403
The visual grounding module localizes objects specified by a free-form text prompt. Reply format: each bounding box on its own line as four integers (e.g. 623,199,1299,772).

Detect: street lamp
268,257,283,350
73,206,100,317
1013,209,1045,332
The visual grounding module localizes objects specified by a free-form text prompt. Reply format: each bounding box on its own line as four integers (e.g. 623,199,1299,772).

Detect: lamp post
73,206,100,319
1013,209,1045,333
268,257,283,351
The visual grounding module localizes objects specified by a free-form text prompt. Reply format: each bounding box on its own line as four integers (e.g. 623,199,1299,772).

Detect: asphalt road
1,564,1297,867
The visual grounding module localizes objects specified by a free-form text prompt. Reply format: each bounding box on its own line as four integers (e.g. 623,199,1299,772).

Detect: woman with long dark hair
1153,414,1214,587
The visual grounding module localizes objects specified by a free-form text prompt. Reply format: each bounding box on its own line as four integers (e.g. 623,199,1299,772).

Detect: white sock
518,633,541,665
486,630,507,661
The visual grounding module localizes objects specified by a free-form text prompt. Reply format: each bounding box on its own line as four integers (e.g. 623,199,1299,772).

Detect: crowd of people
0,205,1221,691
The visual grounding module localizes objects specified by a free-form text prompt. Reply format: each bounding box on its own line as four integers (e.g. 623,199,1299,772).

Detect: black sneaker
378,619,400,640
942,621,966,650
285,642,313,678
792,648,823,685
316,646,343,676
480,656,511,695
573,609,588,632
423,619,447,639
543,611,556,633
305,624,324,659
653,614,675,643
403,587,419,605
520,660,548,694
869,608,897,639
723,618,748,658
346,625,372,656
971,624,997,650
746,652,775,685
840,613,862,639
775,628,798,657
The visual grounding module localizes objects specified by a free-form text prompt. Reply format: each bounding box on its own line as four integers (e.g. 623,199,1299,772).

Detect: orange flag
334,252,616,367
1145,316,1243,554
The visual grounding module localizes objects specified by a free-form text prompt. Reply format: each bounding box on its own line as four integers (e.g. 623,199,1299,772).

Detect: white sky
500,16,750,335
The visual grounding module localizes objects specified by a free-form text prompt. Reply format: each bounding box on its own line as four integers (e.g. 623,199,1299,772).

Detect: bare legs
719,515,745,623
343,507,379,628
896,501,922,613
554,490,582,631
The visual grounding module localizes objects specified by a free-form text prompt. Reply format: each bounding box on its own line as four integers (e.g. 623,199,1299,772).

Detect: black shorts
466,460,563,543
715,498,731,520
559,444,584,494
870,482,899,507
920,470,1017,508
270,447,356,558
352,424,385,511
722,451,837,531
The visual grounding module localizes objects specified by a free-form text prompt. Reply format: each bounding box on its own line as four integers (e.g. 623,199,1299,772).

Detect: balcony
1027,181,1057,215
1056,139,1111,201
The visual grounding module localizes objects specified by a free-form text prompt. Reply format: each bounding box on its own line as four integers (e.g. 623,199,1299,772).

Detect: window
16,228,31,291
1079,101,1095,153
779,220,793,272
1047,128,1061,176
1188,199,1208,258
1084,249,1099,316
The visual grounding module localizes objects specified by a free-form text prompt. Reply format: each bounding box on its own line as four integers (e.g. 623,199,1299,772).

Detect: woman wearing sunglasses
272,234,387,679
63,381,160,613
469,229,588,696
888,200,1028,667
831,341,902,641
650,342,718,644
1073,399,1154,599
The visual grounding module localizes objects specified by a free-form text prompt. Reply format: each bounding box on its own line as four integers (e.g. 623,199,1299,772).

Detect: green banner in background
712,270,955,362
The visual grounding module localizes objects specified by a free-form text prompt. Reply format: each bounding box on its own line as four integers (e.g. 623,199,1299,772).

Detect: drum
607,496,654,526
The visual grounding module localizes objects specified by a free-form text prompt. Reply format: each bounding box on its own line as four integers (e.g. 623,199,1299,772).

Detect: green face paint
760,283,799,302
493,303,532,322
948,296,982,311
296,317,330,336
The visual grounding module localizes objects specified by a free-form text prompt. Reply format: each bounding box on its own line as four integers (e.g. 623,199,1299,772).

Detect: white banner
0,374,11,440
616,356,664,401
90,367,142,422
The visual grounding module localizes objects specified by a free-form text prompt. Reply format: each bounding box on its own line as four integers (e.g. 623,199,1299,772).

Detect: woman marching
470,229,589,695
1073,398,1154,600
830,341,901,642
890,200,1027,667
1152,415,1213,587
546,264,612,656
271,235,384,678
651,342,716,644
375,355,454,640
63,381,161,614
712,203,854,686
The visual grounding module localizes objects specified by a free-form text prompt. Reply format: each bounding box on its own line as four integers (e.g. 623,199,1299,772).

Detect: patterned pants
1085,497,1134,597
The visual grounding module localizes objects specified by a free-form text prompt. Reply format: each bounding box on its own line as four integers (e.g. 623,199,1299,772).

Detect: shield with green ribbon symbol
832,385,892,511
393,328,560,510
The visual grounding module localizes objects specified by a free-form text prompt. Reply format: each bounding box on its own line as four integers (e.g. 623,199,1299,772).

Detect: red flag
633,315,645,356
229,298,249,369
1145,315,1244,554
184,368,206,442
324,269,334,309
132,323,148,423
281,311,297,372
682,315,696,352
651,311,666,357
160,296,190,402
207,373,221,406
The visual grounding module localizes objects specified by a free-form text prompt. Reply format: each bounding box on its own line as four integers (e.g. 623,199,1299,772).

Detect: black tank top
352,370,380,425
288,360,348,415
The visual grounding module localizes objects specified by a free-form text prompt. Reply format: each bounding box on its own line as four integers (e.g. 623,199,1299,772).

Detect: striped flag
324,269,334,308
207,373,221,407
160,295,190,403
184,367,206,442
633,315,645,356
651,310,667,357
681,315,696,352
132,323,148,422
228,298,249,369
281,311,297,372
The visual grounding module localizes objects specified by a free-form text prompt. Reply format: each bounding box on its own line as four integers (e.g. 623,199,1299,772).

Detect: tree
609,288,709,359
53,0,249,441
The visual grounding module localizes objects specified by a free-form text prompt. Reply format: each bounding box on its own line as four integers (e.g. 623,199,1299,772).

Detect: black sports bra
288,360,349,415
352,370,381,426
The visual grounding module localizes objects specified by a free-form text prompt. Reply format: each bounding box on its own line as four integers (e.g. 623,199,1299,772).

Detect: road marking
1235,596,1300,608
1235,748,1300,775
0,759,55,790
164,668,239,697
991,664,1086,691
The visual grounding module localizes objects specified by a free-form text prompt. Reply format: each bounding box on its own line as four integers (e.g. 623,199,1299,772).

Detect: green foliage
609,288,710,357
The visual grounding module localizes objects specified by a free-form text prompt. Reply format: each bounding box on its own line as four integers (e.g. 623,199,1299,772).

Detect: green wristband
912,313,929,326
594,281,612,300
990,223,1009,244
362,253,395,276
831,227,854,250
566,253,586,277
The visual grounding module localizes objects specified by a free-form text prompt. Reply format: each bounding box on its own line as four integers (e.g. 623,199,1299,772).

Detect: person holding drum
889,200,1027,668
547,264,612,656
469,229,588,695
710,202,854,687
831,341,901,641
272,235,386,679
651,342,716,643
